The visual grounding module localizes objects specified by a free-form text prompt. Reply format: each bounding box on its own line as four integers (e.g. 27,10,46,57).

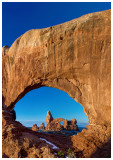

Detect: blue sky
15,87,89,127
2,2,111,127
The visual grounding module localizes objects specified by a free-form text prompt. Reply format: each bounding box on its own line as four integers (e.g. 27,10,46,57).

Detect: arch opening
60,121,63,125
14,86,89,135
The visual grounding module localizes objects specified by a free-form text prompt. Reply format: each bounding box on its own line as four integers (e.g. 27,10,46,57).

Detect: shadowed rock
10,109,16,121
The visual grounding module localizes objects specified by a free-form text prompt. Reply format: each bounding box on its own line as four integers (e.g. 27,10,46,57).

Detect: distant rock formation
46,111,79,131
32,124,39,131
46,111,53,125
39,122,45,130
71,119,77,124
64,119,78,131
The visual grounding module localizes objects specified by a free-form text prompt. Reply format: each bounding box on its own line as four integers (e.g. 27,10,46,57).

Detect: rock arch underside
2,10,111,158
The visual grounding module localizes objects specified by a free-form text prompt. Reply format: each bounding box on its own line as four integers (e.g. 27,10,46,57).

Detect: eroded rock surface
71,125,111,158
2,9,111,158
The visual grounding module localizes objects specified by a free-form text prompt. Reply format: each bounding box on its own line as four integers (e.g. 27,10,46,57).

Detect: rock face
2,9,111,158
32,124,39,131
2,45,9,56
10,109,16,120
46,111,53,125
46,111,79,131
39,123,45,130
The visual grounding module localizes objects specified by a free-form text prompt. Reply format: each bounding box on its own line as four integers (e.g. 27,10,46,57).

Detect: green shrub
67,148,76,158
57,150,65,158
67,148,72,156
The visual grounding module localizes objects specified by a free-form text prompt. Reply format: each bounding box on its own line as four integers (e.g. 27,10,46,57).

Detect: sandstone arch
46,117,79,131
2,9,111,158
